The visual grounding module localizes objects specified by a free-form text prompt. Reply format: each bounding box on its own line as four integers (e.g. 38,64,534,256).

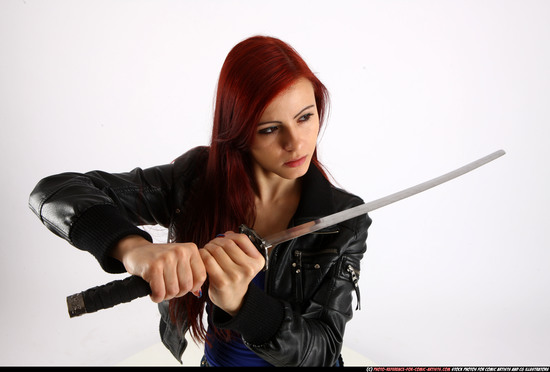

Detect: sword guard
239,224,270,271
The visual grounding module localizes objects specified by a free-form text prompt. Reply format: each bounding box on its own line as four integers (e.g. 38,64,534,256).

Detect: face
249,78,320,181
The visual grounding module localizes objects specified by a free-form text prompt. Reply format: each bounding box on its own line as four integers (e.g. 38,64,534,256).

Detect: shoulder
172,146,209,179
330,185,373,238
299,164,370,233
167,147,210,205
330,185,364,210
173,146,209,168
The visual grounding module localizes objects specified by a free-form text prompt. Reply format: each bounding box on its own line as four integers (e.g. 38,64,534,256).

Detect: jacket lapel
292,164,336,225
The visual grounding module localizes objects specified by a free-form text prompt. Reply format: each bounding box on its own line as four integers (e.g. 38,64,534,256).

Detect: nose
281,125,302,152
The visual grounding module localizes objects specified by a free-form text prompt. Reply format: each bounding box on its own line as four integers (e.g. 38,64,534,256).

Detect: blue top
203,270,273,367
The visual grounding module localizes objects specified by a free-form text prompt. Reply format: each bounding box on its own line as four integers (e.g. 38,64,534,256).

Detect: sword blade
69,149,506,316
263,149,505,247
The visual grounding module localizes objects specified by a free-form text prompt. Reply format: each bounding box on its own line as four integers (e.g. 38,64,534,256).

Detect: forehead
260,78,315,118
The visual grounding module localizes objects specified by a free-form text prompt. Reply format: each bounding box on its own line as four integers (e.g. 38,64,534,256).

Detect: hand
200,231,265,316
112,235,207,303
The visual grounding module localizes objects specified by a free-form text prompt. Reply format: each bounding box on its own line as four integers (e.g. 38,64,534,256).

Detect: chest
252,195,300,252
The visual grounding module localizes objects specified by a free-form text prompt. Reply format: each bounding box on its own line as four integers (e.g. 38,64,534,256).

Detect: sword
242,149,506,270
66,149,505,317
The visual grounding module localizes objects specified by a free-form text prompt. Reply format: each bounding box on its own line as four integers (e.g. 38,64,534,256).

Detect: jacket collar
292,163,335,224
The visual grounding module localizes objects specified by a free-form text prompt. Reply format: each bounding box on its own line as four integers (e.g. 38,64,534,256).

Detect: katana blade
240,149,505,269
69,149,505,316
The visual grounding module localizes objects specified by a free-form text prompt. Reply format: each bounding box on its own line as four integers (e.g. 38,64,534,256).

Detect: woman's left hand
200,231,265,316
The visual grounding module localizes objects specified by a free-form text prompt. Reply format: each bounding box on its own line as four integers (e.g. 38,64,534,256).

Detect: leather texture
29,146,371,366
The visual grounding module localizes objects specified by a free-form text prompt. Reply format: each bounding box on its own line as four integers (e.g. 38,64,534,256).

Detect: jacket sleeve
212,209,371,366
28,162,176,273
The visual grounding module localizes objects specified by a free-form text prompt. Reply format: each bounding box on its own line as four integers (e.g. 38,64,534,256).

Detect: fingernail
216,234,225,238
193,290,202,298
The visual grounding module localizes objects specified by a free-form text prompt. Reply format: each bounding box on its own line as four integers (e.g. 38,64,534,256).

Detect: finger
163,259,181,300
199,248,227,284
213,235,266,277
212,233,255,258
203,241,240,271
174,259,193,297
147,267,166,303
205,240,263,285
219,233,265,273
214,238,258,270
189,250,207,293
223,232,263,258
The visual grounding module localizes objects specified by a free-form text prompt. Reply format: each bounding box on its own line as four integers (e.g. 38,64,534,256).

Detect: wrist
111,235,149,262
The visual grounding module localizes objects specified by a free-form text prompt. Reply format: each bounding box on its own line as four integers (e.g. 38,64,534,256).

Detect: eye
258,126,279,135
298,113,314,122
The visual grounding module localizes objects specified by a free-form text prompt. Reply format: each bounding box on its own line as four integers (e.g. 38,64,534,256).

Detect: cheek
250,140,278,165
250,138,272,156
306,122,320,147
251,130,276,149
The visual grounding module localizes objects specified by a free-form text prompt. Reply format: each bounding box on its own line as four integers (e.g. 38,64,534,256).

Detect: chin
281,163,310,180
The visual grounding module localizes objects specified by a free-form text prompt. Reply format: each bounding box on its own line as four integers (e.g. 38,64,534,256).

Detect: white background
1,0,549,366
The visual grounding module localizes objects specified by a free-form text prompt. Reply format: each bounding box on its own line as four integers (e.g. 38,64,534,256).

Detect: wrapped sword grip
67,227,266,318
66,275,151,318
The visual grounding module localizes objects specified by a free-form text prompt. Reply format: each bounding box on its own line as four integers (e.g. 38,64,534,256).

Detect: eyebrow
258,104,315,126
293,104,315,119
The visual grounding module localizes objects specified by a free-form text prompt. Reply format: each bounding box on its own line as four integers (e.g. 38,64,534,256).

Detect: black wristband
70,204,153,273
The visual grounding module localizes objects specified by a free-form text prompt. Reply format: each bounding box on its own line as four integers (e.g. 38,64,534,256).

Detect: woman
29,35,372,367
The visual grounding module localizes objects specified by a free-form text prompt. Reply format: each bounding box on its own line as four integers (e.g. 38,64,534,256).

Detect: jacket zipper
265,239,295,295
347,265,361,310
265,227,339,295
293,250,303,303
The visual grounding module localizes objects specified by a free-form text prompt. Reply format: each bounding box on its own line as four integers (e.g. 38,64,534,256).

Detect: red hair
170,35,330,343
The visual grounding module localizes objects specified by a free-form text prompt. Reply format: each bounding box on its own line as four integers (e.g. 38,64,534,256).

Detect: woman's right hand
111,235,207,303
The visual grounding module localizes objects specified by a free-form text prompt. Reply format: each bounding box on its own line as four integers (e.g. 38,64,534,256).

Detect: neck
254,172,301,205
251,167,303,239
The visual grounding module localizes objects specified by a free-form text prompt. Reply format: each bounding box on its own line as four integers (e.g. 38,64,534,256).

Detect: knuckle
157,252,174,265
181,280,193,294
149,261,164,276
165,283,179,297
217,277,230,289
149,285,165,303
197,270,208,284
212,245,225,256
177,242,197,254
201,252,214,265
172,247,187,262
229,270,245,283
244,265,256,278
203,242,216,252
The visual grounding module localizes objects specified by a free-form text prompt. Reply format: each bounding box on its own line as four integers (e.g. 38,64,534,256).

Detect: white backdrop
1,0,549,366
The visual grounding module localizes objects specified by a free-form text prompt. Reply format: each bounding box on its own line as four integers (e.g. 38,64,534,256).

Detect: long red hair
170,35,330,343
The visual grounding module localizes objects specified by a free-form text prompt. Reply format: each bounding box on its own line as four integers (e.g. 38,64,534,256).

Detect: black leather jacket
29,146,372,367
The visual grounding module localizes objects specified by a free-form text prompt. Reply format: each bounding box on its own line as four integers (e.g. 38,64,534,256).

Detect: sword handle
66,227,264,318
66,275,151,318
239,224,270,271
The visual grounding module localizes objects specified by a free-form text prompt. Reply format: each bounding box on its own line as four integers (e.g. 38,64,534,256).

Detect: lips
284,156,307,168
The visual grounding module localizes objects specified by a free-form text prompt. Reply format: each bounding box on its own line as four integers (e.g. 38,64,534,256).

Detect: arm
211,212,371,366
29,164,175,273
28,147,208,302
199,231,266,315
